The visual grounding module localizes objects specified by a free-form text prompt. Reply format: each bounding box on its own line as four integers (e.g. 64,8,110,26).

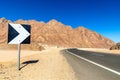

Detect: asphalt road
61,48,120,80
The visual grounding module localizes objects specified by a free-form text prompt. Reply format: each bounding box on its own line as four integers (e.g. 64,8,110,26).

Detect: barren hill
0,17,115,49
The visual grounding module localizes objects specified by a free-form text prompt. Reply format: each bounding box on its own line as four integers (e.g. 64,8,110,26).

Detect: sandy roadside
0,48,77,80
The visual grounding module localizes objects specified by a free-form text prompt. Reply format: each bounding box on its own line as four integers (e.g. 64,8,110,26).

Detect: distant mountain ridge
0,17,115,48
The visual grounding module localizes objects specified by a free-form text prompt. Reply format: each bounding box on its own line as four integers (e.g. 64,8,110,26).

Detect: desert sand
0,48,77,80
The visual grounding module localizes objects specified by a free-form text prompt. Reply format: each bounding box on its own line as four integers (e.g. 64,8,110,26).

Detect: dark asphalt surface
61,48,120,80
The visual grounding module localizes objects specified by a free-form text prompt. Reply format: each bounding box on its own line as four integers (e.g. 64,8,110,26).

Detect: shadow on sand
20,60,39,70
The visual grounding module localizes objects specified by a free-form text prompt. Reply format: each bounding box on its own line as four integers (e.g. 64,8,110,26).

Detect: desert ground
0,47,77,80
0,47,120,80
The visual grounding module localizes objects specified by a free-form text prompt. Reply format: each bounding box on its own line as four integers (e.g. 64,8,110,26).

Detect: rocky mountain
110,42,120,50
0,17,115,49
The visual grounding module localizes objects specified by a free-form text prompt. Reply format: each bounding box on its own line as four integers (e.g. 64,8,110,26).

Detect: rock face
0,18,115,49
110,42,120,50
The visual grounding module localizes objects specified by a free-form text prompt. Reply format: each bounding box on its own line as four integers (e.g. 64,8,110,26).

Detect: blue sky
0,0,120,42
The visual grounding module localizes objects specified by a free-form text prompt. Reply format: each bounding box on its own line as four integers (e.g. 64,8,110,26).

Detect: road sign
8,23,31,44
8,23,31,70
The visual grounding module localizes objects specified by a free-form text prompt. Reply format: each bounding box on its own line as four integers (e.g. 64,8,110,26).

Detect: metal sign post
18,44,21,70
